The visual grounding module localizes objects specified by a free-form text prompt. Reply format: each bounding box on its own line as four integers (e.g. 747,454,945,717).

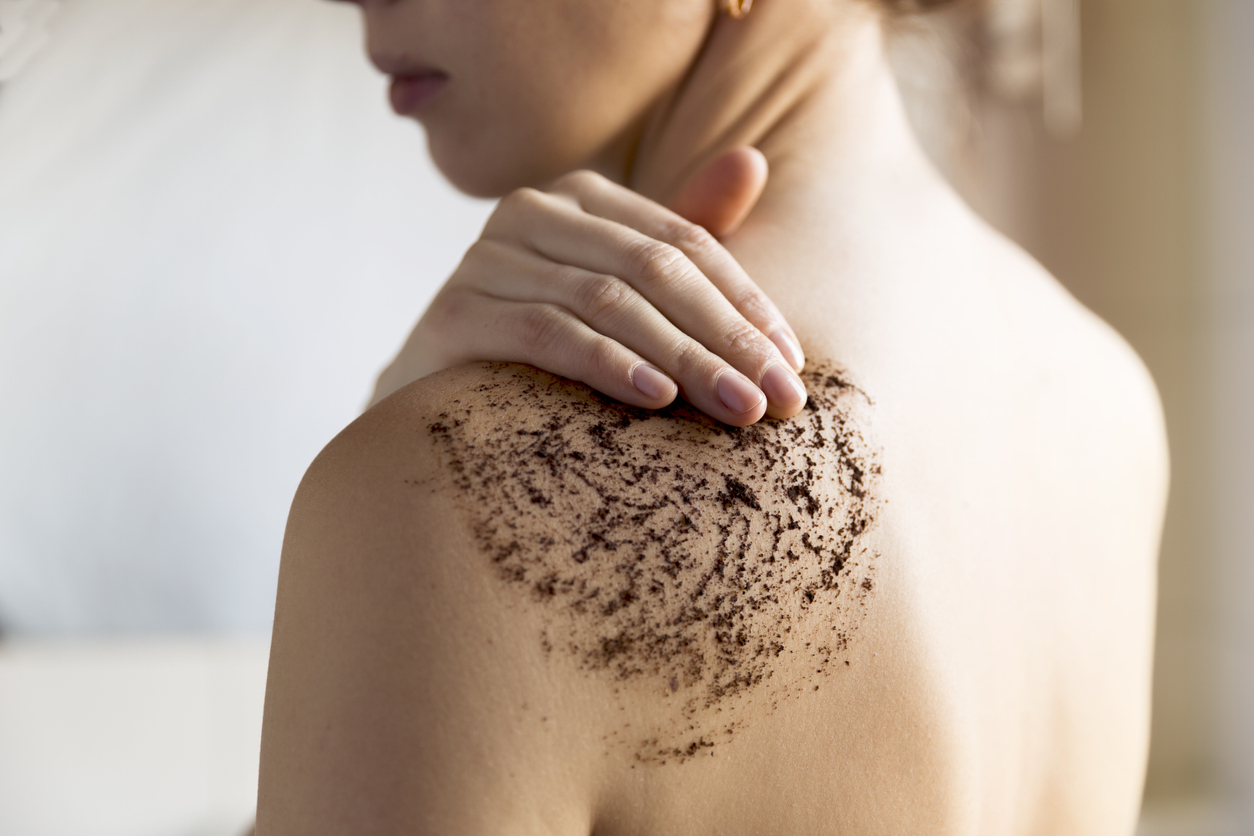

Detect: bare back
425,360,881,763
259,197,1166,835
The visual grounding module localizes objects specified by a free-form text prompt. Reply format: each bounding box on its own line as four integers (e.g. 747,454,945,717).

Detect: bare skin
369,150,805,425
258,1,1168,834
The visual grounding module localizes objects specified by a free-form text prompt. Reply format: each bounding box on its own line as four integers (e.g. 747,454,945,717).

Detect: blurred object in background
0,0,493,634
985,0,1082,137
890,0,1084,206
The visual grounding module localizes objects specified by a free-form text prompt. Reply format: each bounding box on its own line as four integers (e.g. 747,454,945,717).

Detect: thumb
668,146,769,239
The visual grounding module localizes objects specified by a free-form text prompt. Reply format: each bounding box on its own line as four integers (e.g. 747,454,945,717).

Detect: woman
258,0,1168,833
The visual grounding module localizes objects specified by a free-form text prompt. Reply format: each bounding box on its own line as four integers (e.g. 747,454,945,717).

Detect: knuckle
502,186,545,214
732,286,775,321
667,219,718,256
575,275,630,327
487,189,538,234
518,304,568,356
666,337,712,379
553,169,600,194
717,320,768,360
629,239,689,288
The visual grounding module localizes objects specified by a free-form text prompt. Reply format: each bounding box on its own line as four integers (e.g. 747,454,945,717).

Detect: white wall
0,0,494,633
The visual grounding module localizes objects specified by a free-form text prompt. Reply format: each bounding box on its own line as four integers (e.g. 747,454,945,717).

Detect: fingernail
769,329,805,371
716,370,765,415
760,363,807,409
632,363,675,401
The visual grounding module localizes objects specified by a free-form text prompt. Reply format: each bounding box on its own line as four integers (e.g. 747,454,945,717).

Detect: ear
667,146,769,239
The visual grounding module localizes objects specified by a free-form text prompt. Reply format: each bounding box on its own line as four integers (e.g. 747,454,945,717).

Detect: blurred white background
1,5,491,828
1,0,1251,834
0,0,492,634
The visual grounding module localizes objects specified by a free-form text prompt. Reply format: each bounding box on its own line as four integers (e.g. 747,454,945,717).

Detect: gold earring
719,0,753,19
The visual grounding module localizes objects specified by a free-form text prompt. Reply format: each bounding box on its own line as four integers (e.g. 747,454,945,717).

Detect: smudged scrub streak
427,361,881,762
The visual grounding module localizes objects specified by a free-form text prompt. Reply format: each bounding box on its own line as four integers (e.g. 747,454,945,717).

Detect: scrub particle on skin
426,361,882,762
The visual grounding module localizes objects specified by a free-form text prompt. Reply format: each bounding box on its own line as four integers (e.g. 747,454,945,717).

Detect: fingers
456,240,775,425
549,168,806,374
667,146,768,238
488,186,807,421
426,287,680,411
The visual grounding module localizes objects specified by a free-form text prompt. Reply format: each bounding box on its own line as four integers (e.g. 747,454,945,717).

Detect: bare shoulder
1030,257,1170,498
422,361,883,745
974,231,1170,496
261,365,606,835
261,360,888,832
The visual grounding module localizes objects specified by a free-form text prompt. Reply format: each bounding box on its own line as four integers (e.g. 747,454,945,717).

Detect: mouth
370,54,449,116
388,72,449,115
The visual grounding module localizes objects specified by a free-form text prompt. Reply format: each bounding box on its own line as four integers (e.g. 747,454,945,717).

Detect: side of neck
617,1,936,223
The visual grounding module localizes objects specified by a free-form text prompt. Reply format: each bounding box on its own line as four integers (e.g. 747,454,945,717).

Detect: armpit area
426,361,881,763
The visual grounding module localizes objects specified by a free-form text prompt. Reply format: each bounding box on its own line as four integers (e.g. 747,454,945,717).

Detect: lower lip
389,74,448,115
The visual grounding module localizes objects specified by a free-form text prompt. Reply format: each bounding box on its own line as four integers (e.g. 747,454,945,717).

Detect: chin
426,129,592,199
425,135,537,199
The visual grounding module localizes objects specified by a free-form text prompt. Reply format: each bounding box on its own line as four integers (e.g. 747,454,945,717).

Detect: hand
371,147,807,426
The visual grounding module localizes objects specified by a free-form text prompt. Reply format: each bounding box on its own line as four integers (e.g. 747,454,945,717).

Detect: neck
602,0,938,234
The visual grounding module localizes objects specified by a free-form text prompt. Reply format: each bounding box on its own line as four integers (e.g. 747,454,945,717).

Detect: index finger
549,170,805,373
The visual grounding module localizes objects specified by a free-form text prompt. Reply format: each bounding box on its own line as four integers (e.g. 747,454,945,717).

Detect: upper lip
369,53,446,79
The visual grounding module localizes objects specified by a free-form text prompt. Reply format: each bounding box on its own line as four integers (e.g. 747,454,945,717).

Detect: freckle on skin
430,361,881,762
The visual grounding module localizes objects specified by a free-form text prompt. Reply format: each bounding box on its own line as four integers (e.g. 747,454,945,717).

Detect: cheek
426,1,711,196
422,67,582,197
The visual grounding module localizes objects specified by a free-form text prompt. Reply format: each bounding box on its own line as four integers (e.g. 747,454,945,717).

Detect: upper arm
256,387,599,836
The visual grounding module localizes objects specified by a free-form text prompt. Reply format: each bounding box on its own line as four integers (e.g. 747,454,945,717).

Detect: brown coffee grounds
426,361,881,763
